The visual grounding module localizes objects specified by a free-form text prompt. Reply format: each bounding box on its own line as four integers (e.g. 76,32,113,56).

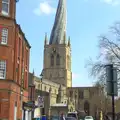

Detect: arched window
51,54,54,66
56,54,60,65
84,101,90,115
79,91,83,99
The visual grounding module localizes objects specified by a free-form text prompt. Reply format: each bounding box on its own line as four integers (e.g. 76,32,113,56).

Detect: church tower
43,0,72,87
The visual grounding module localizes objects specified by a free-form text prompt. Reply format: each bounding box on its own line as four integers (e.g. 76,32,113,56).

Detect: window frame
2,0,10,16
83,89,90,99
1,28,8,45
0,60,6,79
26,48,28,66
18,37,21,58
50,54,54,66
79,91,84,99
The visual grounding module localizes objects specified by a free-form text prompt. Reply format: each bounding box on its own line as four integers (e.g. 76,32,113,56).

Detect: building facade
0,0,31,120
67,87,104,116
29,72,68,117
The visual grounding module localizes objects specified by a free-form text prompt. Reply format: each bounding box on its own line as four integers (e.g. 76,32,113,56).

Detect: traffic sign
37,96,44,108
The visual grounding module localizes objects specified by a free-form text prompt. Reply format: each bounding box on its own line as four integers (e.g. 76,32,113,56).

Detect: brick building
0,0,31,120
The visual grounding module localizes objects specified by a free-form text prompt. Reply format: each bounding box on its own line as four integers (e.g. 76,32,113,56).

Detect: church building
29,0,104,118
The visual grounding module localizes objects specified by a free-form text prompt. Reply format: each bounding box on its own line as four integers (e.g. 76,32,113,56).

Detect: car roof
66,117,77,119
85,116,93,117
68,112,77,114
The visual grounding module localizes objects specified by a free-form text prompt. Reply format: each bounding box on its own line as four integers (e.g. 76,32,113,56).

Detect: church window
50,54,54,66
79,91,84,99
84,90,89,99
2,0,9,16
56,54,60,65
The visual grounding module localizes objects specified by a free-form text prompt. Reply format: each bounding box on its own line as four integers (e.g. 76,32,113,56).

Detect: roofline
0,16,31,48
67,86,99,89
16,24,31,48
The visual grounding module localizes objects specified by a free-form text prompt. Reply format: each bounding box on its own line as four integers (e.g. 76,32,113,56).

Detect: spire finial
44,33,48,45
49,0,67,44
68,36,71,47
33,69,34,76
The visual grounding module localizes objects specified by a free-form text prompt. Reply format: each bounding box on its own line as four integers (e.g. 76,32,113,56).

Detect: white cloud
33,1,56,16
72,73,80,79
101,0,120,6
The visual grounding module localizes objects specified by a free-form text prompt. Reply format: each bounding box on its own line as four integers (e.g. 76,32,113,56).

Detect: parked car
65,117,77,120
67,112,78,120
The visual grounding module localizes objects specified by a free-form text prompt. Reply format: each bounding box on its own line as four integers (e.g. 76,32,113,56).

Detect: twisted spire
49,0,67,44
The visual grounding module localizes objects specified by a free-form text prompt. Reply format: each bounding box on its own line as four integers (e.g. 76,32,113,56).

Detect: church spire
49,0,67,45
44,33,48,45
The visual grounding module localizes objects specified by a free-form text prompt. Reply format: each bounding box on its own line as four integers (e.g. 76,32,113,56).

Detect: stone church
29,0,104,117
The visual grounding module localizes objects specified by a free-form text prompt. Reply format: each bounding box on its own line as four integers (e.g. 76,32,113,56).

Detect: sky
16,0,120,87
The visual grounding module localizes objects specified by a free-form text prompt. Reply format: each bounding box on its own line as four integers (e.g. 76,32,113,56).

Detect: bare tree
86,22,120,87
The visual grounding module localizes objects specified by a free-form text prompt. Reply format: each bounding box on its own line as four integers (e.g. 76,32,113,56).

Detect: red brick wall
0,1,30,119
14,25,30,90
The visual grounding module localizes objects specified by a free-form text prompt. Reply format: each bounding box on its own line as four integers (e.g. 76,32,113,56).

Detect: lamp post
105,64,118,120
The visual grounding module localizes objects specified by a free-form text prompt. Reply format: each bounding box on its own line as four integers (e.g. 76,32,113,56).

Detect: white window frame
1,28,8,45
0,60,6,79
2,0,9,16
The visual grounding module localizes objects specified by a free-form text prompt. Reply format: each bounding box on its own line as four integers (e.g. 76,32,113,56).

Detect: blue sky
16,0,120,87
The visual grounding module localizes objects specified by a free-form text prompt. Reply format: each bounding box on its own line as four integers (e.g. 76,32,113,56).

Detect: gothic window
79,91,84,99
56,54,60,65
50,54,54,66
84,101,90,115
84,90,89,99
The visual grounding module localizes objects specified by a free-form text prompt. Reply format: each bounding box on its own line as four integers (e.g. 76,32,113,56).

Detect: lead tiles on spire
49,0,67,45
